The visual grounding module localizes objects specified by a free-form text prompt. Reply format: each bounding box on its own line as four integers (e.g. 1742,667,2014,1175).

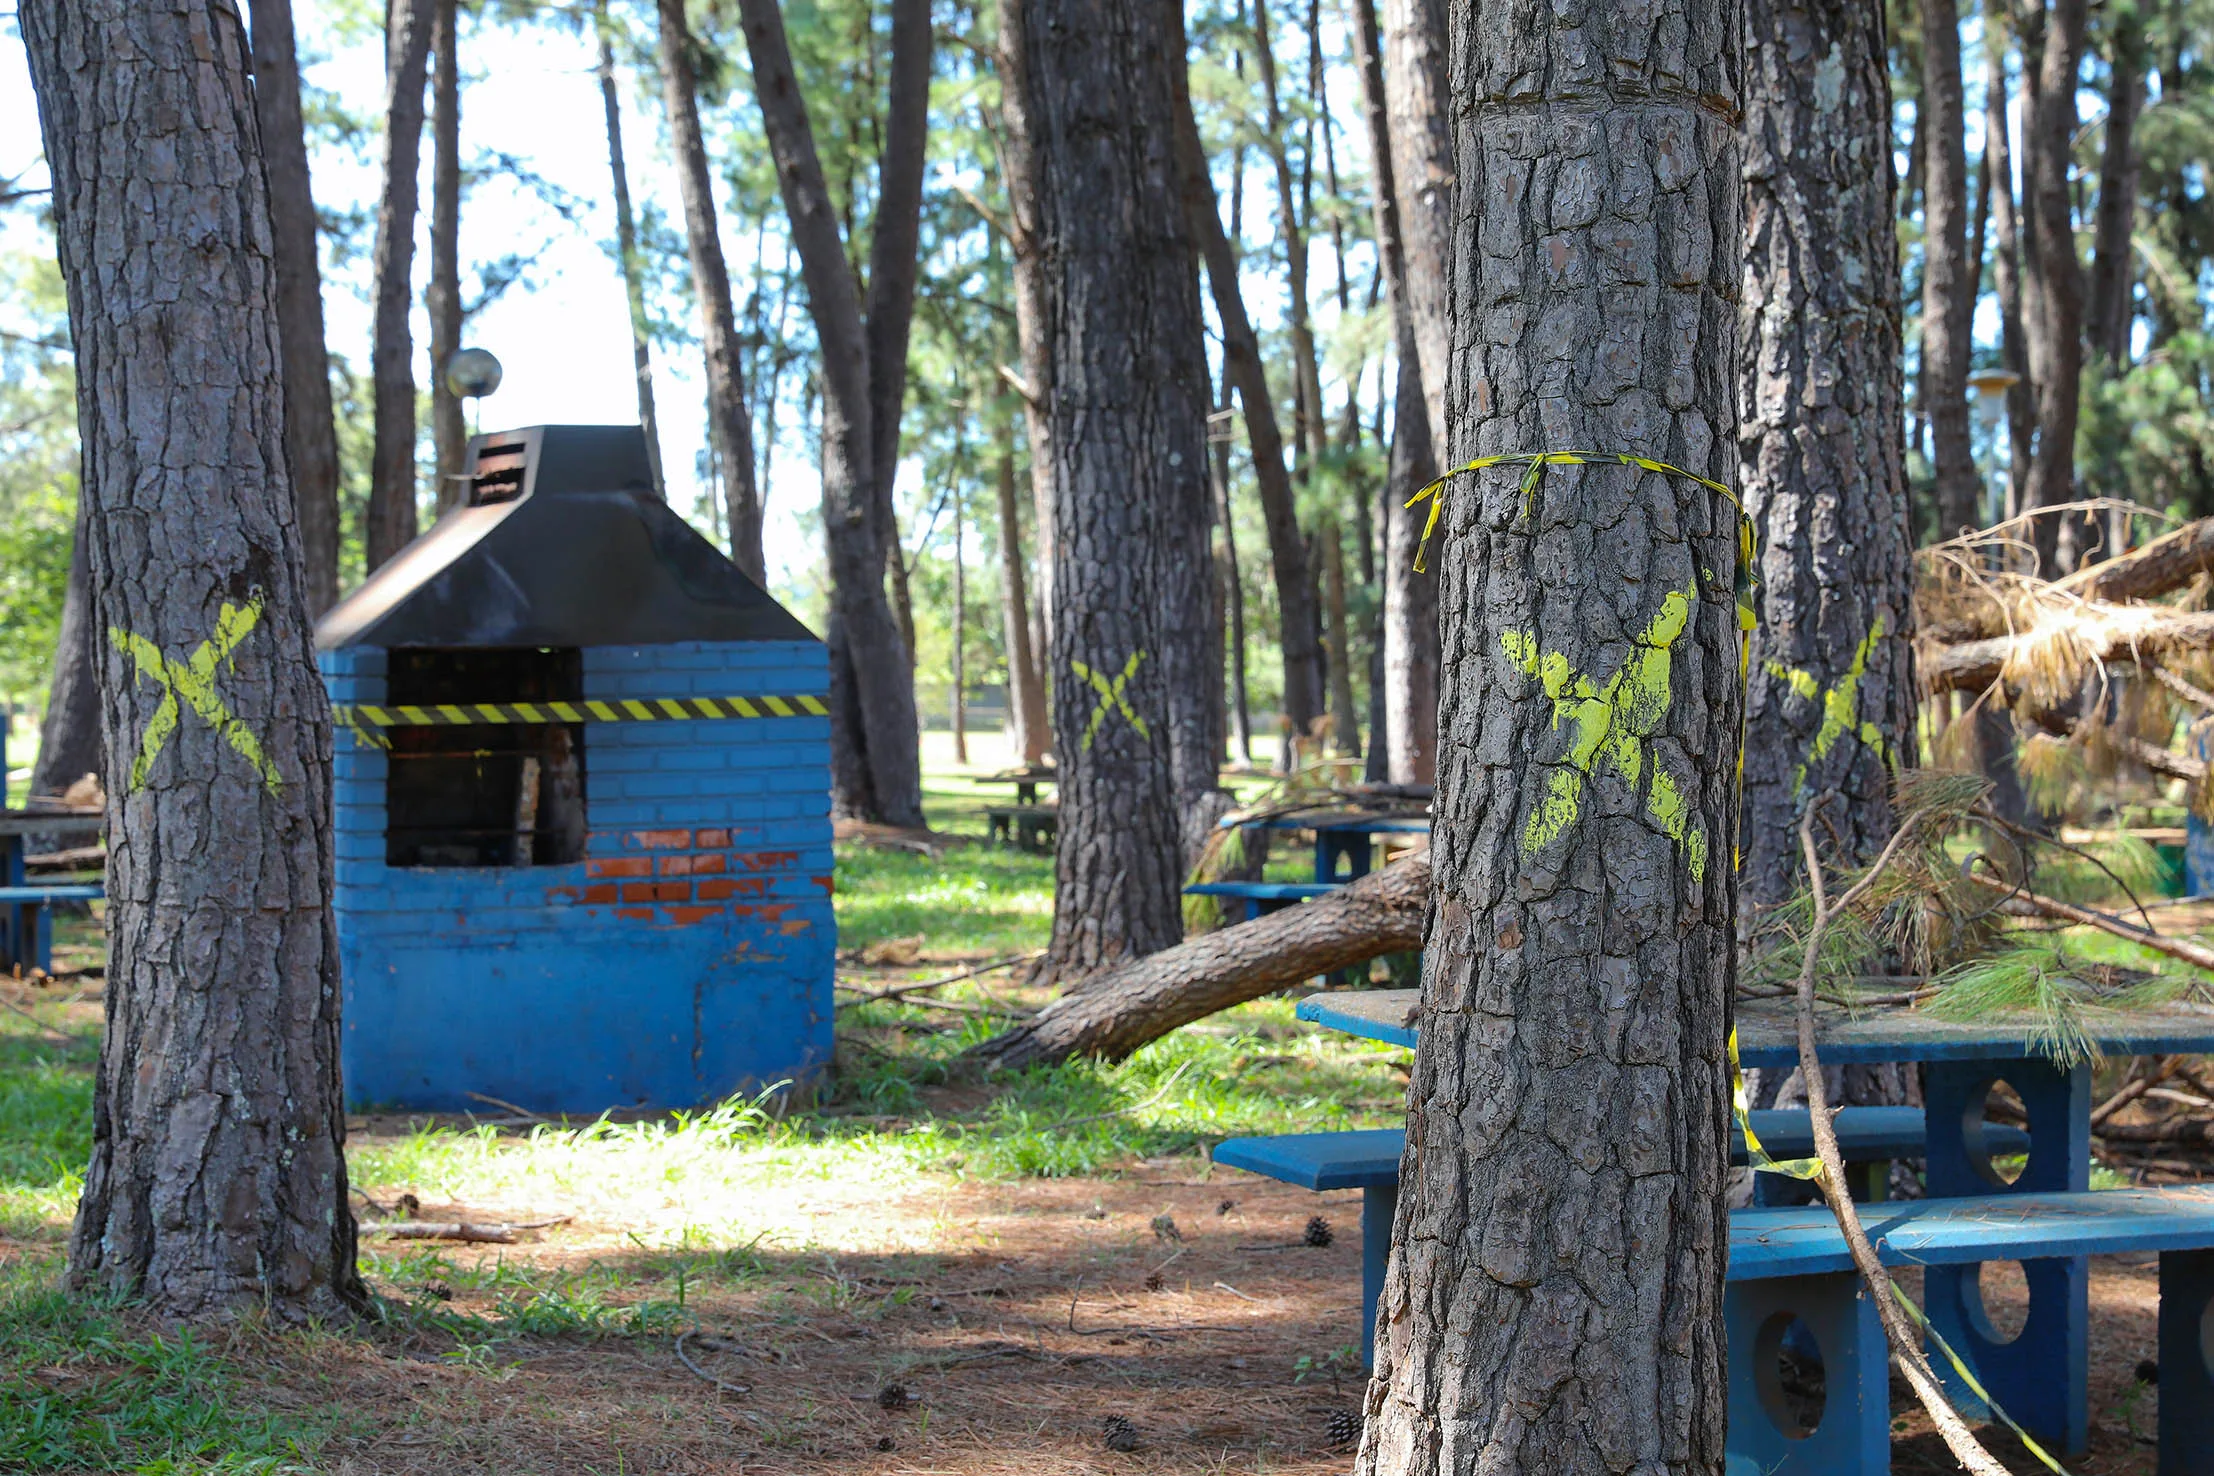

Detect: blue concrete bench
1212,1109,2029,1368
1729,1187,2214,1475
0,883,103,974
1182,880,1340,922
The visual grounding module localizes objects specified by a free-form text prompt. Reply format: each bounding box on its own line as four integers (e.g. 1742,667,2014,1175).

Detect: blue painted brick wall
324,637,835,1112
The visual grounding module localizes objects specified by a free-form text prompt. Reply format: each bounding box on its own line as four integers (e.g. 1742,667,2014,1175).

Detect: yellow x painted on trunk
1501,587,1706,881
1763,615,1891,795
110,598,283,794
1071,651,1149,751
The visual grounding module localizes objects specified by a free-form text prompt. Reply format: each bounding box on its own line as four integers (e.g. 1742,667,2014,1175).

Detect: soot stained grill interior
385,647,587,868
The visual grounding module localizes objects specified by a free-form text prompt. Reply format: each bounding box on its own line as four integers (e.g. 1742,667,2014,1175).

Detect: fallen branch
834,954,1039,1008
1926,515,2214,644
358,1216,570,1243
674,1330,753,1396
2092,1057,2183,1128
1919,608,2214,695
1791,809,2012,1476
834,986,1032,1020
963,851,1429,1071
1970,872,2214,973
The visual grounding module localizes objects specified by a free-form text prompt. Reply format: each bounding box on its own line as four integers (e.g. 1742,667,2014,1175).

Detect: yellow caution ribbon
1888,1280,2075,1476
1728,1025,1825,1181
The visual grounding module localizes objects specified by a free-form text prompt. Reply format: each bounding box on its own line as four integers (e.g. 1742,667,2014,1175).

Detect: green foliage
0,251,77,704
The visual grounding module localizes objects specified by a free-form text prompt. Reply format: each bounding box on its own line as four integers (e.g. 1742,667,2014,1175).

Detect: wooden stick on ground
835,953,1040,1008
1791,809,2011,1476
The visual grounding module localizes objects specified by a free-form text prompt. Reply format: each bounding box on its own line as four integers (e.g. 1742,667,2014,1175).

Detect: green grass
832,841,1053,956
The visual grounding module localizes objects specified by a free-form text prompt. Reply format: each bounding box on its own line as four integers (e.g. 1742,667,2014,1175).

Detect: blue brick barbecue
316,425,834,1113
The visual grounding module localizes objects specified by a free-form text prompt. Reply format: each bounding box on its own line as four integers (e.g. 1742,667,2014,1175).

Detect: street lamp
443,348,504,441
1968,368,2020,530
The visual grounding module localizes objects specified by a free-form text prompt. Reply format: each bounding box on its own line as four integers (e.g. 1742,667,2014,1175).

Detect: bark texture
31,508,104,801
657,0,763,575
1918,0,1979,537
736,0,928,828
427,0,465,514
1175,102,1326,736
597,0,665,499
22,0,362,1320
1381,0,1454,439
1983,24,2035,517
2086,8,2144,368
2021,0,2090,557
968,852,1429,1070
365,0,435,571
1024,0,1215,983
1354,3,1742,1470
998,0,1056,691
1737,0,1919,910
246,0,340,613
995,423,1049,767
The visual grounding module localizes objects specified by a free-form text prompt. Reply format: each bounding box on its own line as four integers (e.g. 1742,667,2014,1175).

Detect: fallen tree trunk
1920,609,2214,695
963,850,1429,1071
1926,516,2214,644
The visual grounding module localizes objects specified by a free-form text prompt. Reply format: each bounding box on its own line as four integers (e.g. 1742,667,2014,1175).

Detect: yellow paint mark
1763,616,1891,795
1501,588,1706,879
1072,652,1150,751
109,597,284,794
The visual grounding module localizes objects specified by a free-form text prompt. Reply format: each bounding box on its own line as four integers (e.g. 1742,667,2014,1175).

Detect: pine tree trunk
1213,372,1257,766
1984,21,2035,518
737,0,929,828
1382,328,1440,785
1025,0,1215,984
998,0,1056,695
246,0,341,613
365,0,436,572
2022,0,2090,565
995,420,1049,767
1324,525,1361,756
1738,0,1919,911
1380,0,1453,439
1249,0,1325,474
597,1,666,500
428,0,465,515
1175,98,1326,737
657,0,764,577
22,0,363,1321
952,500,968,766
31,507,103,802
1920,0,1979,538
2085,11,2143,368
1354,2,1741,1467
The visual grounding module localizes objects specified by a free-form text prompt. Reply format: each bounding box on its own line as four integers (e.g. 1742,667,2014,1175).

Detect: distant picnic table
0,808,104,973
974,767,1057,852
1223,803,1430,883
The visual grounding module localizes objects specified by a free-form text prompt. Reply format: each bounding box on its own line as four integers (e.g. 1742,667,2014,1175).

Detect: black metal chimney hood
315,425,817,649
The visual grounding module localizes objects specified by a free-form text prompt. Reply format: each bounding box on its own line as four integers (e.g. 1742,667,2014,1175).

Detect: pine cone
1150,1213,1182,1242
1143,1270,1165,1291
1216,1198,1236,1215
1325,1409,1361,1447
1102,1414,1140,1452
876,1383,911,1411
1304,1215,1335,1248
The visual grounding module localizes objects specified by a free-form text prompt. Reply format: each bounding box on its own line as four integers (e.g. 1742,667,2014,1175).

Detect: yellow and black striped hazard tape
333,693,828,746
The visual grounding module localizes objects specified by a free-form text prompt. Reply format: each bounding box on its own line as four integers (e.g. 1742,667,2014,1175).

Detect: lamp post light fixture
1967,368,2021,531
443,348,504,442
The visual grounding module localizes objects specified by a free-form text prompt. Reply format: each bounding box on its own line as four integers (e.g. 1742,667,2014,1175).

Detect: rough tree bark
1381,0,1453,439
1738,0,1919,910
735,0,928,828
1213,366,1258,767
22,0,363,1320
968,851,1428,1070
998,0,1055,696
1353,0,1742,1468
2022,0,2091,564
2086,6,2144,368
1920,0,1979,537
1174,98,1326,738
1325,526,1361,755
1023,0,1215,984
428,0,465,515
246,0,341,612
1350,0,1439,784
365,0,436,572
1248,0,1326,471
656,0,763,575
995,416,1049,767
597,0,666,500
30,509,103,801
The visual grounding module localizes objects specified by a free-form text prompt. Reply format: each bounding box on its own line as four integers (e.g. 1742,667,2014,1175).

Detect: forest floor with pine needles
0,734,2203,1472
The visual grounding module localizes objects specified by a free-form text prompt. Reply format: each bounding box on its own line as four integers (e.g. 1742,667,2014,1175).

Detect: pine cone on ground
1143,1270,1165,1291
876,1383,911,1411
1102,1415,1140,1452
1325,1409,1361,1447
1304,1215,1334,1248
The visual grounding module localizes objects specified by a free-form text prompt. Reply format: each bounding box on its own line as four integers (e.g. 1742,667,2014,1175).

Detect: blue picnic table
0,810,104,974
1223,805,1429,883
1291,987,2214,1468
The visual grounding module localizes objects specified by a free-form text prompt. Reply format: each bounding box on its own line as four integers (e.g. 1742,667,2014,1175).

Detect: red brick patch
811,875,835,895
735,849,801,872
587,856,652,879
579,883,619,904
664,905,724,925
622,881,692,903
696,828,731,848
630,828,694,850
659,853,727,877
696,876,771,902
617,907,654,921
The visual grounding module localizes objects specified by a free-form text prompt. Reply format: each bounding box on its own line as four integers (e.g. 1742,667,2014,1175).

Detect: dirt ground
275,1162,2172,1474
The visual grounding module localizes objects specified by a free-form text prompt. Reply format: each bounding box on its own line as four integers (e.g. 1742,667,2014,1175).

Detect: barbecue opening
385,647,587,867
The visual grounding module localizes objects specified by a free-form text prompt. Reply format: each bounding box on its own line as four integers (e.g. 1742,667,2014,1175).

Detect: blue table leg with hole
1724,1272,1889,1476
1921,1056,2092,1454
2159,1248,2214,1475
1315,831,1373,884
0,831,21,974
1361,1181,1394,1371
